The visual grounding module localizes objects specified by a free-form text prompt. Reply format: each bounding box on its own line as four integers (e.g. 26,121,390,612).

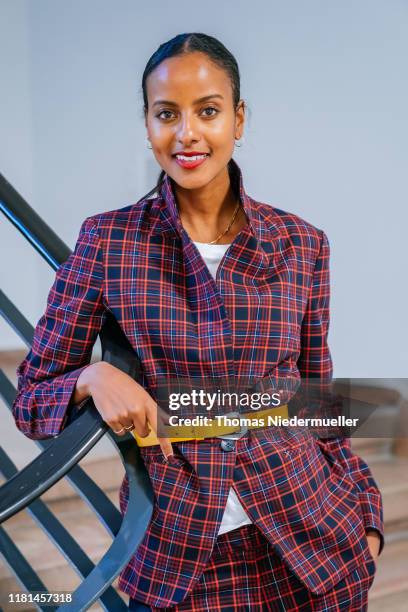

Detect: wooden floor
1,351,408,610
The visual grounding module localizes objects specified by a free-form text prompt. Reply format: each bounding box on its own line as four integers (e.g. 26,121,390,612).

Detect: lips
173,152,210,170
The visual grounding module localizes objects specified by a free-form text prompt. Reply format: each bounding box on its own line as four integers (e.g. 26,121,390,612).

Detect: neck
173,166,246,243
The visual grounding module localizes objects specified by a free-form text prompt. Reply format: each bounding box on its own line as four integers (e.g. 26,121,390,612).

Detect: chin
168,167,214,191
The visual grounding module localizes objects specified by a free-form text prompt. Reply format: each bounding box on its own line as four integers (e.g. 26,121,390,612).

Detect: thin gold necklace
208,201,241,244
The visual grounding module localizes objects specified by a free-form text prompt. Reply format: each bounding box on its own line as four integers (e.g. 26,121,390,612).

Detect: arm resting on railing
12,218,107,439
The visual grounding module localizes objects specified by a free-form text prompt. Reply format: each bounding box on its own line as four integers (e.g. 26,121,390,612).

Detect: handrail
0,370,123,537
59,436,154,612
0,395,109,523
0,526,50,601
0,289,33,346
0,172,69,269
0,371,153,611
0,170,154,610
0,448,125,611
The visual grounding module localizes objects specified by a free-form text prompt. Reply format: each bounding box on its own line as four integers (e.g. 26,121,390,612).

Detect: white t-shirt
192,240,253,535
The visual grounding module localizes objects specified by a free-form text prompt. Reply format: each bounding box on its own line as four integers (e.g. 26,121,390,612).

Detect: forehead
145,52,233,104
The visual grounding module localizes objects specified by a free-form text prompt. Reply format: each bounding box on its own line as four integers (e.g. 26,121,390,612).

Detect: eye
201,106,219,117
156,110,176,121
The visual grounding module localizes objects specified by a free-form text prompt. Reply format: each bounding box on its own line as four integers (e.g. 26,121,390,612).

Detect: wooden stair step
351,436,393,458
1,492,120,575
368,532,408,606
368,588,408,612
359,456,408,533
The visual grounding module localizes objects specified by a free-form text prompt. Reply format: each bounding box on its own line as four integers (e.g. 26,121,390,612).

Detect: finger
145,400,174,459
132,411,150,438
111,421,127,436
111,410,138,434
95,400,134,436
158,436,174,461
106,406,133,428
114,409,148,437
119,417,136,431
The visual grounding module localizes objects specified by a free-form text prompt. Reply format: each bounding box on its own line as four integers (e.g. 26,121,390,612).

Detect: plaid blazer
13,158,384,608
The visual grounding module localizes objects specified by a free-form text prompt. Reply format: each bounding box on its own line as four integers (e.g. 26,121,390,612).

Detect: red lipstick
173,151,210,170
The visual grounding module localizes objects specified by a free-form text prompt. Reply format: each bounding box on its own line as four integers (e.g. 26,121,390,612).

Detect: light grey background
2,0,407,380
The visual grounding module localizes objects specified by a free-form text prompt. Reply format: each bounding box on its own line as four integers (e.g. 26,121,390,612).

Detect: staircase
0,486,127,611
0,351,129,611
1,353,407,611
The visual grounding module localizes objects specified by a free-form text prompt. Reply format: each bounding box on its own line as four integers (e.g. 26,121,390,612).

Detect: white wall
2,0,407,380
0,0,36,350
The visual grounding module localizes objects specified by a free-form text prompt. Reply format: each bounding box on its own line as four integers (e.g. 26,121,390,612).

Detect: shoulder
251,197,329,256
76,196,156,238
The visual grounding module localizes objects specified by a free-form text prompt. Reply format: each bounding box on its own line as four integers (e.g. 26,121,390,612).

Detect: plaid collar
151,157,270,248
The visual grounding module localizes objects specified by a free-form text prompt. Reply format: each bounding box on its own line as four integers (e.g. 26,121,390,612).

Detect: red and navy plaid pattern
13,158,384,608
129,522,376,611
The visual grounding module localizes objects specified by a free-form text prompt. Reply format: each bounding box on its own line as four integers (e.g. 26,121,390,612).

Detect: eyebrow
152,94,224,108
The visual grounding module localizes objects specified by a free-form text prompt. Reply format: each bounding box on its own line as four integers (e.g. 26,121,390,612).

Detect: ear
144,106,148,130
235,100,245,140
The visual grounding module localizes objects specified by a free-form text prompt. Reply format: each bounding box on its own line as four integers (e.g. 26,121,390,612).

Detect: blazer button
220,439,236,452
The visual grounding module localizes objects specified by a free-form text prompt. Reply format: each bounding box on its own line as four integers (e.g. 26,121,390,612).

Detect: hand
365,529,381,564
75,361,174,460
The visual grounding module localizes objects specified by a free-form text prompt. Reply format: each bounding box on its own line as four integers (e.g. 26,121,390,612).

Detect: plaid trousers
128,523,376,611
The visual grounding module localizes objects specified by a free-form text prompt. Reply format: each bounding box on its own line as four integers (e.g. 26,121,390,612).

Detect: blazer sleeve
12,217,107,440
297,230,385,555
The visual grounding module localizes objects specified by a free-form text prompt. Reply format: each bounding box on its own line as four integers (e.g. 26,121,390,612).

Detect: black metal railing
0,172,154,611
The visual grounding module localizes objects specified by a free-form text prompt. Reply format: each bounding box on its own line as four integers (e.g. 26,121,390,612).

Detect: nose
176,111,200,146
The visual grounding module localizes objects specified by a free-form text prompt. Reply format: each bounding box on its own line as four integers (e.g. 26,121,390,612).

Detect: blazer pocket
140,451,196,528
363,531,378,572
140,448,191,494
140,445,185,467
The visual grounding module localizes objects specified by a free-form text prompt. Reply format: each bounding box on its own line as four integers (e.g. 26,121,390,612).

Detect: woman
13,33,384,611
